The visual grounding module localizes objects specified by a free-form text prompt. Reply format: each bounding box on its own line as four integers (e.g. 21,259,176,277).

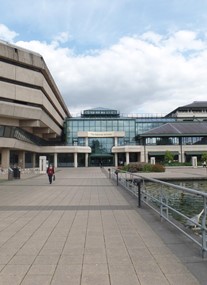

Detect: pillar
115,153,118,167
192,156,197,168
140,150,145,163
126,152,129,165
54,153,58,168
74,153,78,168
39,156,47,173
179,148,185,163
145,150,148,163
179,139,184,163
1,149,10,168
150,157,155,164
85,153,88,167
19,151,25,168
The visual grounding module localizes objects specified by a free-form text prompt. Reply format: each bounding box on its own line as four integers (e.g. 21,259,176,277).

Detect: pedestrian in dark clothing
47,164,55,184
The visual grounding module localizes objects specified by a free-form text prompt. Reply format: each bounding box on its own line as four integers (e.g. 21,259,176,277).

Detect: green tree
201,152,207,162
164,150,174,163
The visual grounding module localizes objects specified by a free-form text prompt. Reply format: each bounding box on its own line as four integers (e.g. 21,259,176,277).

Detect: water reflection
169,180,207,193
145,180,207,224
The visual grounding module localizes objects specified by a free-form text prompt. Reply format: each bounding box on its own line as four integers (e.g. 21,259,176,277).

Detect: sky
1,0,207,116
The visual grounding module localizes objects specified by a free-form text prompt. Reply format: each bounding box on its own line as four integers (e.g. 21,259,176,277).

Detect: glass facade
135,118,175,135
0,125,48,146
66,118,137,146
182,137,207,145
145,137,180,145
65,116,173,146
64,109,173,166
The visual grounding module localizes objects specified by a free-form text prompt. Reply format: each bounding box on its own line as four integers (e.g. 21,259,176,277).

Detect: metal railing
109,168,207,258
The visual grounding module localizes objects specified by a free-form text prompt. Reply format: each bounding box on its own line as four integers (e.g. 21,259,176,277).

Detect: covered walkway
0,168,205,284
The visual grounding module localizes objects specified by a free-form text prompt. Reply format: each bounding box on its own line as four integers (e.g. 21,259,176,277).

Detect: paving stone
0,168,204,285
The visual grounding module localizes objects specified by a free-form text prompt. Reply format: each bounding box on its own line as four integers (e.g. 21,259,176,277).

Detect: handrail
109,168,207,258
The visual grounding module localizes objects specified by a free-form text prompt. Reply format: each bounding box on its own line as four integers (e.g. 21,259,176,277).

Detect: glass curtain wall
65,118,136,146
65,117,137,166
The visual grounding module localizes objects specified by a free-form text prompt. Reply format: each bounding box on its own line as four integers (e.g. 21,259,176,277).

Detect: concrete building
1,40,207,169
0,40,71,168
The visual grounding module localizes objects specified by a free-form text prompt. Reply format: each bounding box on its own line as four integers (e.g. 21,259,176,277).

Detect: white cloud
163,30,206,52
11,29,207,116
52,32,70,48
0,24,18,42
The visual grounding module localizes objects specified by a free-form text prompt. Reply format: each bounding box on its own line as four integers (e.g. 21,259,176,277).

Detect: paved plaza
0,167,206,284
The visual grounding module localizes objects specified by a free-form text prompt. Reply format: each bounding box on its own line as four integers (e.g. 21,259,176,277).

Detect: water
169,180,207,193
144,180,207,224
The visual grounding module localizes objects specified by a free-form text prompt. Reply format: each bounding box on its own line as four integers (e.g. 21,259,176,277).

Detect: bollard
137,182,141,207
115,170,119,186
108,168,111,179
8,168,14,180
133,178,142,207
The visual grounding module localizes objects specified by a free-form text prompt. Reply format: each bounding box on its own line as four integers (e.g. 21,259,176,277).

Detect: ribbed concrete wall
0,40,70,141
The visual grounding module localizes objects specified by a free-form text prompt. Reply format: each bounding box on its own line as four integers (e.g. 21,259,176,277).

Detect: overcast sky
1,0,207,116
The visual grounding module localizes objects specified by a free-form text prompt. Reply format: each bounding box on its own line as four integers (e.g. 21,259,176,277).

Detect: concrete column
114,137,118,146
115,153,118,167
19,151,25,168
192,156,197,168
39,156,47,173
179,139,183,163
181,152,185,163
150,157,155,164
126,152,129,165
145,150,148,163
74,153,78,168
54,153,58,168
85,153,88,167
140,150,145,163
85,137,88,146
1,149,10,168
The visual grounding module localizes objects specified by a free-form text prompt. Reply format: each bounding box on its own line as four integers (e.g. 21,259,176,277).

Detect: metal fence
108,168,207,258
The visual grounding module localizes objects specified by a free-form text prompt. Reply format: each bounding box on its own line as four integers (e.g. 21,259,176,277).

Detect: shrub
120,163,165,173
151,164,165,172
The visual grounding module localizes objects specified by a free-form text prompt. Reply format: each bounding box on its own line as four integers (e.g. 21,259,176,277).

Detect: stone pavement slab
0,167,205,284
140,166,207,180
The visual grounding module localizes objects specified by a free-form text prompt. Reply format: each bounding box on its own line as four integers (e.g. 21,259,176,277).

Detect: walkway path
140,166,207,180
0,168,206,284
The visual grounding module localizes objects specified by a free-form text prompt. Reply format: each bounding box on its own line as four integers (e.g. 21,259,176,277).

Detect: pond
144,180,207,225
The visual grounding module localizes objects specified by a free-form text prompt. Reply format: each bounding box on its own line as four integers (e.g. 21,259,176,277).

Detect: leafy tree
201,152,207,162
164,150,174,163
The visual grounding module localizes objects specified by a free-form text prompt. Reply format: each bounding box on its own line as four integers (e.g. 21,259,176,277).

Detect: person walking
47,164,55,184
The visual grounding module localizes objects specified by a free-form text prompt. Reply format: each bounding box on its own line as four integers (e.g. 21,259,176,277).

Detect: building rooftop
140,122,207,137
166,101,207,117
81,107,120,118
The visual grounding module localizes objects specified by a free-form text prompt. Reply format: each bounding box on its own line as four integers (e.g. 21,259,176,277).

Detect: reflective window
146,137,179,145
89,138,114,154
0,126,4,136
182,137,207,145
78,138,85,146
